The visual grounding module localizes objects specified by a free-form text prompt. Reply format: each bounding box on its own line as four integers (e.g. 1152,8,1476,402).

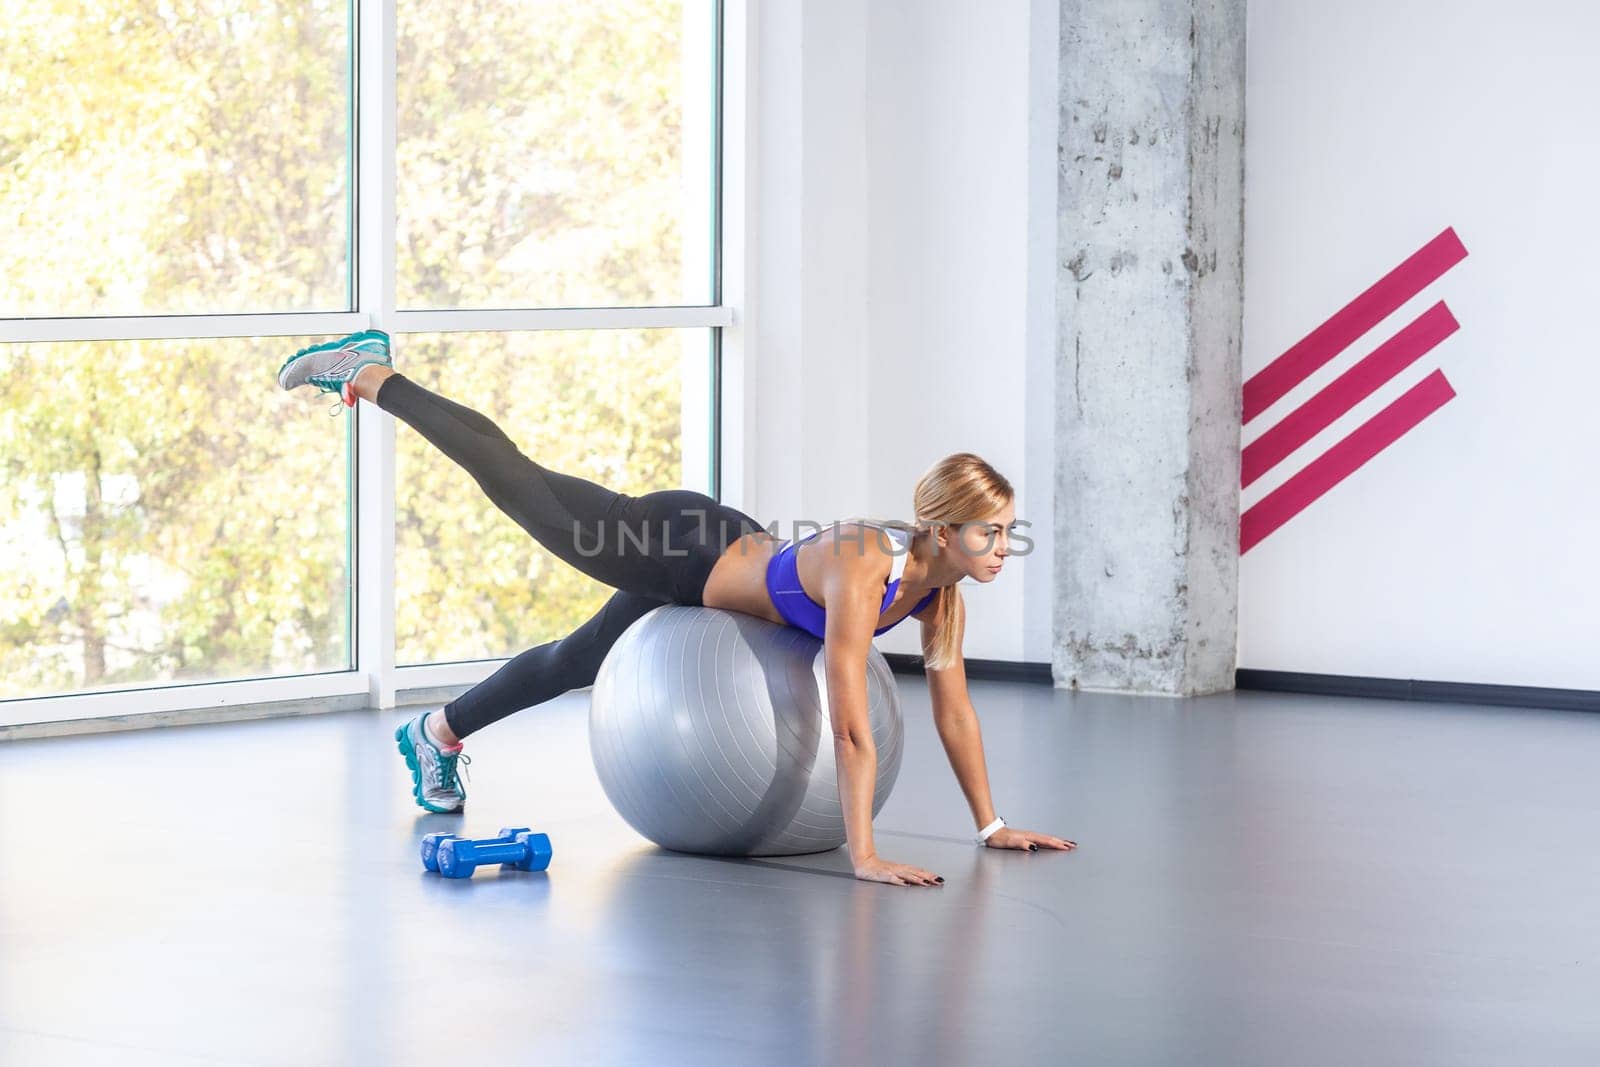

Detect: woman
278,329,1075,886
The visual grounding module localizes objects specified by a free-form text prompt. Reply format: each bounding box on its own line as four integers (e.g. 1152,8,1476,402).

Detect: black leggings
375,372,764,740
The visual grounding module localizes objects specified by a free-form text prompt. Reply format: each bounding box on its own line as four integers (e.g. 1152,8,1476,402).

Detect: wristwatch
975,816,1005,844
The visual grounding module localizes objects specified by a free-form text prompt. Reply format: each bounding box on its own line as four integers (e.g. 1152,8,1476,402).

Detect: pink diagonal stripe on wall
1243,228,1468,423
1240,370,1457,554
1242,301,1459,488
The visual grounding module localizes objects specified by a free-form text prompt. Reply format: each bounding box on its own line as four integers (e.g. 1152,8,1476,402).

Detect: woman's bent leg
441,590,668,740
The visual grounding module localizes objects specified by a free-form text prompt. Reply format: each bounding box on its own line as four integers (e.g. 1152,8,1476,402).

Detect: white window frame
0,0,746,731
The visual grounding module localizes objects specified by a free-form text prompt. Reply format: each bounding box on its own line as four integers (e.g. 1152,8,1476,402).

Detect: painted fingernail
1028,844,1038,851
935,876,944,883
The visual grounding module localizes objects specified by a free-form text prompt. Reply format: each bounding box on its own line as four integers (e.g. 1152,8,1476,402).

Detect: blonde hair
911,452,1014,671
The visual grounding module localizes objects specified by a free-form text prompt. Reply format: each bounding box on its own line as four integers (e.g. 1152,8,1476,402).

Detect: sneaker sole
276,329,392,388
394,722,464,814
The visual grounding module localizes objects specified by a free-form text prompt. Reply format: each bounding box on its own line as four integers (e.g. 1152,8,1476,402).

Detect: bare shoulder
806,522,898,607
812,522,898,568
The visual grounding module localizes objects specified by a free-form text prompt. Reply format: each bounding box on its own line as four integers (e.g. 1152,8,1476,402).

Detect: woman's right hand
853,855,944,887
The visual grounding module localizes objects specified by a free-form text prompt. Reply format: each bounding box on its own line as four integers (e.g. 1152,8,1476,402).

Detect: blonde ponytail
919,581,966,672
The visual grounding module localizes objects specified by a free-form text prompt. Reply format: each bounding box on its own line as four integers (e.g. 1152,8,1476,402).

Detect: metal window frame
0,0,737,731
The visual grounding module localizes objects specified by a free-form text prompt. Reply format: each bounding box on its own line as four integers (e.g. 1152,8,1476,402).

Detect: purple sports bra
764,522,938,640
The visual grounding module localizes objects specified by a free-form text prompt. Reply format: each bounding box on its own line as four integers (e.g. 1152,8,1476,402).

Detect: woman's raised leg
370,371,677,602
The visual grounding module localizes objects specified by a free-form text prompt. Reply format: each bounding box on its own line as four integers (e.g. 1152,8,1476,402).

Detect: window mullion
355,0,399,711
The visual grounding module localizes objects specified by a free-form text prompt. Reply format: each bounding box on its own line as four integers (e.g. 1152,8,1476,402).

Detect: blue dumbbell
421,827,529,873
437,830,553,879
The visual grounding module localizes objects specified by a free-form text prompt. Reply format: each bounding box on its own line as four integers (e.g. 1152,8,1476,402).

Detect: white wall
734,0,1598,685
1241,0,1600,688
732,0,1057,664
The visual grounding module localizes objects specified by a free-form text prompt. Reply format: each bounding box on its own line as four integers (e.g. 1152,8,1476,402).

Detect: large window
0,1,353,318
0,336,354,701
0,0,725,724
395,0,716,309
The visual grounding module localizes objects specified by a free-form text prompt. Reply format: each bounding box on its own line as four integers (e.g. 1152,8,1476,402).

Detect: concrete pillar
1053,0,1245,695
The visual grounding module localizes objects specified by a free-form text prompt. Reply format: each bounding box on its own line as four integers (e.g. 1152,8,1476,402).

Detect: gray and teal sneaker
394,711,469,813
277,328,393,414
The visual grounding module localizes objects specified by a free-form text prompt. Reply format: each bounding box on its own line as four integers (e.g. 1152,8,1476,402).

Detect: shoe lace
438,750,472,793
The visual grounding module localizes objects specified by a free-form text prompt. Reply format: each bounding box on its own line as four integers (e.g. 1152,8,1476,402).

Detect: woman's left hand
985,827,1075,852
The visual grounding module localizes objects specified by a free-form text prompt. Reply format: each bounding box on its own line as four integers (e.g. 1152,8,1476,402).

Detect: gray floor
2,680,1598,1067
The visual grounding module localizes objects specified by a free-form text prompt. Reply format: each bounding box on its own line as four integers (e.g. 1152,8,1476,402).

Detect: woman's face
943,500,1017,583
